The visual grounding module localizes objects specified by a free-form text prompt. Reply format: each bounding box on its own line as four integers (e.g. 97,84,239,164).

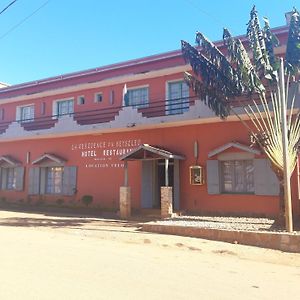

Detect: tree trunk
277,181,285,228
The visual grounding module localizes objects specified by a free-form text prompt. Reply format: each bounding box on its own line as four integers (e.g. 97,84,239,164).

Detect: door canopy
120,144,185,161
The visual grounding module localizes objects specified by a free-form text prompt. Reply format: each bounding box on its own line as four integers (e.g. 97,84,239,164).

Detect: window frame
127,85,149,108
16,104,35,123
166,80,189,115
5,167,17,190
94,92,103,103
45,166,64,195
0,108,4,120
77,95,85,105
220,159,254,194
53,98,74,118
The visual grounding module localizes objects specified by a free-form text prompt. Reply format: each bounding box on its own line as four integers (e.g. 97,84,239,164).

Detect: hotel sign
71,139,141,168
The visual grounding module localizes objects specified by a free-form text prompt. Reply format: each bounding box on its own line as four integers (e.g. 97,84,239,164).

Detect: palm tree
181,6,300,231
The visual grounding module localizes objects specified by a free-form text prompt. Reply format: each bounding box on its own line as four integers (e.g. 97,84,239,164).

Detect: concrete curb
142,223,300,253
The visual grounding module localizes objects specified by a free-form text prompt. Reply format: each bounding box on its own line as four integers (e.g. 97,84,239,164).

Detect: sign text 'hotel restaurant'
71,139,141,168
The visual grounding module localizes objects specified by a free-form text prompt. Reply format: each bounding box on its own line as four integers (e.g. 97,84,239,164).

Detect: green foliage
81,195,93,207
56,198,64,206
262,17,280,73
246,6,273,79
286,8,300,74
223,28,264,94
181,5,300,120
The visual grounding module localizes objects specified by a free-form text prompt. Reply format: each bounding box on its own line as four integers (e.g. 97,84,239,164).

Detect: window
55,99,74,117
41,102,46,115
94,93,103,103
0,108,4,120
29,165,77,196
77,96,85,105
17,105,34,122
220,160,254,193
0,166,24,191
167,81,189,115
127,87,149,108
6,168,17,190
46,167,63,194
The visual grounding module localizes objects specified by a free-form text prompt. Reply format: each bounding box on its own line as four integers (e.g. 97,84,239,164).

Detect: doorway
141,159,180,210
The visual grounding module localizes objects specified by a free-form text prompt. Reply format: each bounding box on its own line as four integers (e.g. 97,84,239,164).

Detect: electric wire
0,0,51,40
0,0,18,16
181,0,225,28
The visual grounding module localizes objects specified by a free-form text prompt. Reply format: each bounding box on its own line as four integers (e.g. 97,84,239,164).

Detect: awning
120,144,185,161
32,153,67,165
0,155,21,167
208,142,260,158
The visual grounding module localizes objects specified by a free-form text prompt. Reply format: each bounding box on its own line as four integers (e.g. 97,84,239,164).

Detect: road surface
0,210,299,300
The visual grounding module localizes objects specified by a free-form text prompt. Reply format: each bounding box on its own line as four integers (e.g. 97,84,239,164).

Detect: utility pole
279,57,293,232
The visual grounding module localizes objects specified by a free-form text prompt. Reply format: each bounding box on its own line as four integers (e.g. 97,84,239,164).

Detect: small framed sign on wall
189,166,204,185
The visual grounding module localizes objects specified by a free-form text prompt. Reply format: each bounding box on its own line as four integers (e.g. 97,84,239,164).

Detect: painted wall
0,71,190,125
0,120,298,217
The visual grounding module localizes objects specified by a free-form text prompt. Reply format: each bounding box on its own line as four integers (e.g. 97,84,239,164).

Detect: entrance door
141,159,180,210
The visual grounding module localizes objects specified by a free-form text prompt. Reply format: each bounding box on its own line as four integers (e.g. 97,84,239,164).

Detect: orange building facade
0,26,298,218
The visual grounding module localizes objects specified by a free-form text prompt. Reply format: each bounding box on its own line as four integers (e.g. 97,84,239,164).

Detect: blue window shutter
62,166,77,195
1,168,7,190
15,167,25,191
40,167,47,194
254,159,279,195
28,168,40,195
207,160,220,194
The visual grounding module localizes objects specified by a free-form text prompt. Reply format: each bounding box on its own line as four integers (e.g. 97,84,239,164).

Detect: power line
182,0,225,28
0,0,18,16
0,0,51,40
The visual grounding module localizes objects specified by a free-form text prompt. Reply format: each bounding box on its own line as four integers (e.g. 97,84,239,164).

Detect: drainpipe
124,161,128,187
165,158,169,187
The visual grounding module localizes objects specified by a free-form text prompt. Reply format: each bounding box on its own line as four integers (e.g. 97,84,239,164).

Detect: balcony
0,97,215,141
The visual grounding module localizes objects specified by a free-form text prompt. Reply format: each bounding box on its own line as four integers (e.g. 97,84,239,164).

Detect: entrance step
138,209,161,217
135,209,185,219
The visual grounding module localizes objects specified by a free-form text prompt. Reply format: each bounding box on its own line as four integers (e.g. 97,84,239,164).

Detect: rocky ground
153,215,300,233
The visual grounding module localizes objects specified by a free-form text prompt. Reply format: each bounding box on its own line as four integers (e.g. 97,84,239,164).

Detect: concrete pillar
120,186,131,219
161,186,173,218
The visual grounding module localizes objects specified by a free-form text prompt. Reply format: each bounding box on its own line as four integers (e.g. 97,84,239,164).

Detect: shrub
26,197,32,205
81,195,93,207
56,198,64,206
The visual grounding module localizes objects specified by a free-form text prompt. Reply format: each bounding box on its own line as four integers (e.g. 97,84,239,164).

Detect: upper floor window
55,99,74,117
16,105,34,122
127,87,149,108
94,93,103,103
0,108,4,120
77,96,85,105
167,81,189,115
41,102,46,115
220,160,254,194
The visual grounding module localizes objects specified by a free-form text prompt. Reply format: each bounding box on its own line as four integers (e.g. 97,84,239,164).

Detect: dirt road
0,210,299,300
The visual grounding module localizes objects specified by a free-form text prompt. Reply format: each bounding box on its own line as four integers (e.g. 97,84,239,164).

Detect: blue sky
0,0,297,85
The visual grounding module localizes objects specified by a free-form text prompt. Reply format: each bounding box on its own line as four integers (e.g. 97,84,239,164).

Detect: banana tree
181,6,300,231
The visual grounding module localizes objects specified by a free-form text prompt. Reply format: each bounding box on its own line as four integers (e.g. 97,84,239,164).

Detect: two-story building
0,25,298,219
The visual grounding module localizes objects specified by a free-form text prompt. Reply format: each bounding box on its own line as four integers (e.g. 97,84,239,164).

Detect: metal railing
0,96,197,133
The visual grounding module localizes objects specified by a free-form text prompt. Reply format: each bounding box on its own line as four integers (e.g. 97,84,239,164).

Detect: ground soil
0,209,299,300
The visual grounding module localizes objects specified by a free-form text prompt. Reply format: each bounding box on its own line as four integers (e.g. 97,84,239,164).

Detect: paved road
0,210,299,300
